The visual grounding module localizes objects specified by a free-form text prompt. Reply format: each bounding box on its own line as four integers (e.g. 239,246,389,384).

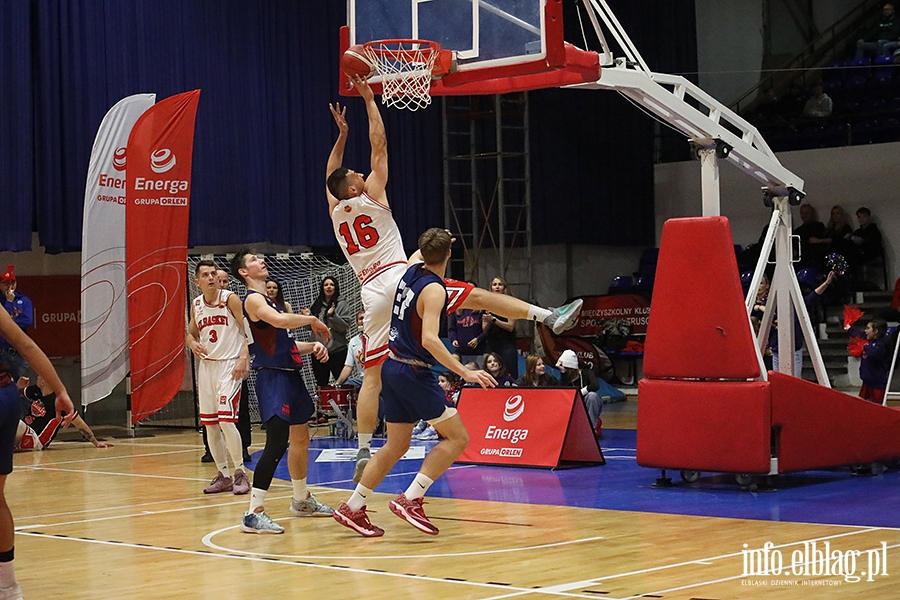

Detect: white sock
292,478,308,501
220,421,244,473
249,488,267,513
206,424,229,477
358,433,372,451
404,473,434,501
527,305,552,321
347,484,373,511
0,560,16,589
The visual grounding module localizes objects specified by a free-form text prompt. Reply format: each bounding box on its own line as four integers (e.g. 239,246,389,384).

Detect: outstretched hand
55,391,77,428
329,102,348,134
350,75,374,102
461,369,497,389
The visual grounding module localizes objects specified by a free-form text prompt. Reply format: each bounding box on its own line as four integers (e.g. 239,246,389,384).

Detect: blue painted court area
272,429,900,530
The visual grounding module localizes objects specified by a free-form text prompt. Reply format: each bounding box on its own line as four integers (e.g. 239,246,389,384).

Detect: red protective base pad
769,371,900,471
636,379,772,474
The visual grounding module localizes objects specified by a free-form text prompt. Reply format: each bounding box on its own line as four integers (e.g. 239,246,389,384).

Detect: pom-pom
848,337,867,357
843,305,865,330
826,253,849,276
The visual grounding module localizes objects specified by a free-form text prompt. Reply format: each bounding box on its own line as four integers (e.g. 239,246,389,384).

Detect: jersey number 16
338,215,380,255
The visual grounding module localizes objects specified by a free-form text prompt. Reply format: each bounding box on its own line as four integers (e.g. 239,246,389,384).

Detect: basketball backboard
341,0,600,96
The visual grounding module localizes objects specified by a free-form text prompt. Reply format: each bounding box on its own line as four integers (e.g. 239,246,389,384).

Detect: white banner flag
80,94,155,406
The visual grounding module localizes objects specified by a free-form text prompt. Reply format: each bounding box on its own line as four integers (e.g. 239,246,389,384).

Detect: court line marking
479,527,892,599
16,531,610,599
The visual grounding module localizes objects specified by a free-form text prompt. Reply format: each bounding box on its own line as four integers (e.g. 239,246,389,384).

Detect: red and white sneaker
333,502,384,537
389,493,439,535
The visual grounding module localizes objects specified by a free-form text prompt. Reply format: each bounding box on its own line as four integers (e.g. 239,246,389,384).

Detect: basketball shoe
389,493,438,535
203,471,233,494
544,298,584,335
290,493,334,517
232,469,250,495
0,583,22,600
333,502,384,537
240,510,285,534
353,447,371,484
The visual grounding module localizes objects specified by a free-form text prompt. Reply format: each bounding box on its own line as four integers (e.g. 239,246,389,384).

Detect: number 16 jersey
331,193,407,287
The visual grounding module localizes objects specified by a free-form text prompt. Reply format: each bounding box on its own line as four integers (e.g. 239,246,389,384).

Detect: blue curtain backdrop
1,0,696,253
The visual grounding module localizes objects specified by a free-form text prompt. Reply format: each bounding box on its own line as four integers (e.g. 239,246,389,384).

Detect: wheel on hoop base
680,470,701,483
735,473,754,487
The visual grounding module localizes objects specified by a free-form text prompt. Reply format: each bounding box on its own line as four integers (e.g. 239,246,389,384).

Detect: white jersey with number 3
331,192,407,287
192,290,244,361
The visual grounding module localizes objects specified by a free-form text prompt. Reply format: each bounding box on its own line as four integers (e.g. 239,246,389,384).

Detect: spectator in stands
411,372,462,441
556,350,602,433
482,277,519,378
448,286,487,365
856,3,900,58
265,279,293,313
773,83,806,118
0,266,33,380
802,84,833,118
309,276,352,387
809,205,854,269
794,204,825,268
515,355,559,387
847,207,884,276
858,318,892,403
483,352,516,387
335,310,365,391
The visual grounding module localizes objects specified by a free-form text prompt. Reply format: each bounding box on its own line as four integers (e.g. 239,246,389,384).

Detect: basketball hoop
363,39,443,111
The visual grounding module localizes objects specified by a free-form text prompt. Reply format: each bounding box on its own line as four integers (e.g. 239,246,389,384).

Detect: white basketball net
364,41,438,112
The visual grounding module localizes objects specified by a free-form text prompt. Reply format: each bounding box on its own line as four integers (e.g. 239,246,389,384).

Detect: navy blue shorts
254,369,314,425
0,383,21,475
381,359,449,424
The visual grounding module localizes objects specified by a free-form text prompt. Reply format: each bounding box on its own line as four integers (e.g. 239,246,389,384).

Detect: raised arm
352,76,388,204
326,102,349,212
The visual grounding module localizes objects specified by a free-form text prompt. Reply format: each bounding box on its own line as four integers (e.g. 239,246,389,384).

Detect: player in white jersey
186,260,251,495
327,77,584,483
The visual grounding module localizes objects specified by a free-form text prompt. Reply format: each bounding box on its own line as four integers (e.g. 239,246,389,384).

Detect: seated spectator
793,204,825,267
808,205,854,270
856,3,900,58
555,350,602,434
802,84,833,118
482,276,519,379
515,355,559,387
847,207,884,271
334,310,365,391
483,352,516,387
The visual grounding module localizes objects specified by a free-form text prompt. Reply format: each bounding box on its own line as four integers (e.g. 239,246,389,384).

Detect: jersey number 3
338,215,380,255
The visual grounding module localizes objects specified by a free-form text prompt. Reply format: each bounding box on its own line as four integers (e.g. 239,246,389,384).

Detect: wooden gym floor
9,403,900,599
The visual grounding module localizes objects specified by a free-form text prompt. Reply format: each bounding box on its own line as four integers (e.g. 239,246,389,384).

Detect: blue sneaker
411,420,428,437
240,510,284,534
415,426,438,441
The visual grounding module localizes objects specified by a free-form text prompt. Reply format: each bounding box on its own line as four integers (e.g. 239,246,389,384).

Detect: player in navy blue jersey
231,249,335,534
333,229,496,537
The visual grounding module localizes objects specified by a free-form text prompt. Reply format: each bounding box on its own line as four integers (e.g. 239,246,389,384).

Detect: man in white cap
556,349,602,436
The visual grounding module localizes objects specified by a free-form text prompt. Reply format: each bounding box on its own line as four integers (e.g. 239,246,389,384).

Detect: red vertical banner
125,90,200,424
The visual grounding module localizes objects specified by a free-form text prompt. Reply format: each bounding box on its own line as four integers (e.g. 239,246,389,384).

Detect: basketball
342,45,376,79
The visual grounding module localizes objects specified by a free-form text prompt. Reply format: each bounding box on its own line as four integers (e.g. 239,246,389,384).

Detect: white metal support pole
698,148,720,217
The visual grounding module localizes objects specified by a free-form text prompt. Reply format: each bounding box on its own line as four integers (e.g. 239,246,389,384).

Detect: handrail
731,0,880,115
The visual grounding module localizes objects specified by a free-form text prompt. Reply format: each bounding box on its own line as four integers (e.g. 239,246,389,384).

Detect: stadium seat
608,275,634,295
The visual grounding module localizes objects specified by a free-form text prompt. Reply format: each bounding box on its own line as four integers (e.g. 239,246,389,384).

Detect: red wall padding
643,217,760,380
769,372,900,471
636,379,772,474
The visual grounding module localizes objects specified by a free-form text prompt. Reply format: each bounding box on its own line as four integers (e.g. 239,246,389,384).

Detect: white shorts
197,359,242,425
360,264,405,368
